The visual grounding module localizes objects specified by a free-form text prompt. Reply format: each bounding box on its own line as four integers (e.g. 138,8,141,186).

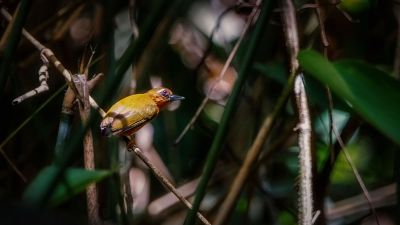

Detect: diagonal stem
131,147,211,225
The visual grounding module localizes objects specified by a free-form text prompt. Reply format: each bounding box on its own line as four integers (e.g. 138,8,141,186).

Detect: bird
100,87,184,141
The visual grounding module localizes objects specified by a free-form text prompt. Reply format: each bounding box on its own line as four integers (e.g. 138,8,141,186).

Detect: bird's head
147,87,185,108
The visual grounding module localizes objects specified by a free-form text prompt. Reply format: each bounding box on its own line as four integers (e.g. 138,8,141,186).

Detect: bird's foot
123,136,137,151
127,141,138,151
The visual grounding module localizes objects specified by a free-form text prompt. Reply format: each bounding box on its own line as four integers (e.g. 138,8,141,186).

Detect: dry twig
130,147,211,225
174,3,259,144
0,8,106,117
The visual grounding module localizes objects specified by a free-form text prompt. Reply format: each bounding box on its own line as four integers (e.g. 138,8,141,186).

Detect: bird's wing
101,95,159,136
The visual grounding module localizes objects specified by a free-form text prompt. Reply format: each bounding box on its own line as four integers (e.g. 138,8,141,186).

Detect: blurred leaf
254,62,287,84
23,166,112,206
314,109,351,145
331,143,371,185
278,211,296,225
298,50,400,146
255,61,350,110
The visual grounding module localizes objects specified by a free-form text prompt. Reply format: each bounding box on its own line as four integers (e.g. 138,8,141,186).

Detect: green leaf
298,49,400,145
254,62,287,84
23,166,113,206
254,62,349,110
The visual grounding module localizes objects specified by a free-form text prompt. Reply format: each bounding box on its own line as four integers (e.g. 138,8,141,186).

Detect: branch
331,123,380,225
130,147,211,225
0,8,106,117
174,2,257,144
281,0,313,224
12,53,50,105
0,147,27,183
74,74,101,225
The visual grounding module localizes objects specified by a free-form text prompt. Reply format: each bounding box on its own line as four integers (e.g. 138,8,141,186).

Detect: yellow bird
100,87,184,138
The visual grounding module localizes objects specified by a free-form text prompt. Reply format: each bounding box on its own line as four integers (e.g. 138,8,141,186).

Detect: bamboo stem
74,74,101,225
281,1,313,224
184,1,275,224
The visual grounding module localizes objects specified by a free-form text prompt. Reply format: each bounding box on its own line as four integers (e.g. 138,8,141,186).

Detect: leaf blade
23,166,113,206
298,49,400,145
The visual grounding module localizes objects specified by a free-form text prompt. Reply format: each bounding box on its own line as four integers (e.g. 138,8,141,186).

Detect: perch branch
130,147,211,225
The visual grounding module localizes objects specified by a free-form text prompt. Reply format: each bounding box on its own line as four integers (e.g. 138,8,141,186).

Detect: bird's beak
169,95,185,101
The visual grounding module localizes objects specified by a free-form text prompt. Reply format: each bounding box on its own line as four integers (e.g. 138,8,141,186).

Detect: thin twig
12,53,50,105
314,0,335,168
131,147,211,225
1,8,45,50
326,183,395,220
174,5,256,144
213,113,274,225
0,148,27,183
213,3,302,223
0,84,66,182
52,4,85,41
315,117,360,223
393,1,400,78
312,210,321,224
186,1,273,223
312,2,334,224
331,124,380,225
313,2,379,224
0,8,106,117
0,5,15,51
314,0,329,48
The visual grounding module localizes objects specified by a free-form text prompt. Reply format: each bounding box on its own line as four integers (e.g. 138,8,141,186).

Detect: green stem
0,0,31,91
53,112,74,159
184,1,274,224
101,0,171,105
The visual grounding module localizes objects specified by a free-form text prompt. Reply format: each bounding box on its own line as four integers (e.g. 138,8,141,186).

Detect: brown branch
314,0,329,48
331,123,381,225
213,114,274,225
212,2,305,224
0,8,106,117
52,4,85,41
130,147,211,225
0,3,20,51
0,148,27,183
74,74,102,225
174,4,259,144
326,183,395,221
12,53,50,105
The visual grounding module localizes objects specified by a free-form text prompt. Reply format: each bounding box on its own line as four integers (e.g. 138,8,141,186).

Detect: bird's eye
161,90,169,97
